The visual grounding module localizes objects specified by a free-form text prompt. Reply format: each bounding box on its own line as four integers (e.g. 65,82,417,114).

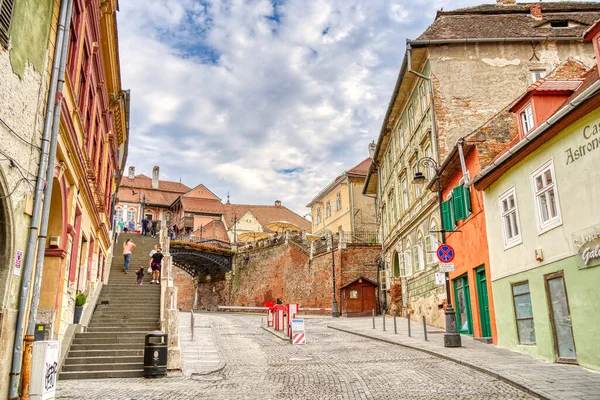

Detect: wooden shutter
464,186,472,214
0,0,15,49
441,200,453,232
453,185,467,220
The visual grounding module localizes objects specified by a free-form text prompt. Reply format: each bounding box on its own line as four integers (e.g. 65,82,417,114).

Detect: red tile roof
120,174,190,193
117,187,183,207
347,157,372,176
223,203,311,233
180,197,225,215
527,79,583,93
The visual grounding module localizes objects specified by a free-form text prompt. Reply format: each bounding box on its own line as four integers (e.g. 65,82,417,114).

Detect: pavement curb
260,325,290,342
189,361,227,376
327,325,547,400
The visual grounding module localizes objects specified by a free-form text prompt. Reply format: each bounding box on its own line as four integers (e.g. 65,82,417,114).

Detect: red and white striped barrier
298,307,332,311
292,333,306,345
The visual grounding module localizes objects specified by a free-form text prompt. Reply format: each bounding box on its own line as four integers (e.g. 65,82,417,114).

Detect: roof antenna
179,176,182,183
226,192,231,204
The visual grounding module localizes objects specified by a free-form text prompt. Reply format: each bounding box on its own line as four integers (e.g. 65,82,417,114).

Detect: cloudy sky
117,0,486,216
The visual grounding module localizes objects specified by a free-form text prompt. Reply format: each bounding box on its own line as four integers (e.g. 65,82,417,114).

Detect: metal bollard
407,313,411,337
422,315,428,341
394,313,397,334
372,309,375,329
382,311,386,331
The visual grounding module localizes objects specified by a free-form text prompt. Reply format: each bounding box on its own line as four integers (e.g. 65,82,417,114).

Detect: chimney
496,0,516,5
368,141,376,158
152,166,159,189
529,3,542,20
274,200,281,207
128,166,135,180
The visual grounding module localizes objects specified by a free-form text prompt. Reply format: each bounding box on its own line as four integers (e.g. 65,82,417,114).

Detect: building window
387,149,393,177
425,234,435,265
531,69,546,82
115,208,123,222
393,251,401,277
500,187,521,248
512,282,536,344
531,160,561,232
0,0,15,49
412,243,424,272
401,177,408,211
408,106,415,132
424,143,434,180
520,105,534,134
336,192,342,211
417,233,425,271
316,208,321,224
419,82,427,114
349,290,358,299
397,124,405,151
382,204,387,238
127,208,136,222
412,160,420,198
325,201,331,218
388,191,396,224
402,241,412,277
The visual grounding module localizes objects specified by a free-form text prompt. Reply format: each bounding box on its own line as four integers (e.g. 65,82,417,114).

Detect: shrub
75,293,87,307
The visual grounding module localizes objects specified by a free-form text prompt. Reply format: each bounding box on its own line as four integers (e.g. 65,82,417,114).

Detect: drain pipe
8,0,72,398
457,138,469,185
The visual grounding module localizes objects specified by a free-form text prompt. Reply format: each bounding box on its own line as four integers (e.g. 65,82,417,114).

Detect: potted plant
73,292,87,324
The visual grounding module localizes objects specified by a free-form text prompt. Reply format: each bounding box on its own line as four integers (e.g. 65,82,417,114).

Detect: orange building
439,145,500,342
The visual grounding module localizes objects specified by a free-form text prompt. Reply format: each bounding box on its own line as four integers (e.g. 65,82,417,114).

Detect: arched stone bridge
169,242,233,281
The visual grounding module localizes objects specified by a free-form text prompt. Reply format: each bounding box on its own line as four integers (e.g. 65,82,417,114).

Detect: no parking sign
436,244,455,263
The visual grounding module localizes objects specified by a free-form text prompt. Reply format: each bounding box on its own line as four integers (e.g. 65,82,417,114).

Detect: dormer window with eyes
537,20,584,29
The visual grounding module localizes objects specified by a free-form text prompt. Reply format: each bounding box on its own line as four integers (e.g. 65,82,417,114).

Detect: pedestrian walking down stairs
59,233,161,380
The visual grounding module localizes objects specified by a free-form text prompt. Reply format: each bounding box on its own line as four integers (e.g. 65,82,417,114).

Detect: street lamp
321,235,340,318
413,157,462,348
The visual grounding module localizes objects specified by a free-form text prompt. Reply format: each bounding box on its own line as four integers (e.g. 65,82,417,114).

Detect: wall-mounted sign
13,250,23,276
565,119,600,165
438,263,455,273
572,224,600,269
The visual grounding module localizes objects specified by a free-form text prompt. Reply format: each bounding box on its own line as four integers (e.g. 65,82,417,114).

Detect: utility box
30,341,60,400
34,324,46,341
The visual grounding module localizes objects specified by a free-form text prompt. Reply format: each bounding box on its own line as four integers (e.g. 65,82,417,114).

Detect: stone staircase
59,233,161,380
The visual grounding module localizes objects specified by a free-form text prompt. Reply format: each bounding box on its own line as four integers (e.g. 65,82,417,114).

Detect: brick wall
172,241,380,311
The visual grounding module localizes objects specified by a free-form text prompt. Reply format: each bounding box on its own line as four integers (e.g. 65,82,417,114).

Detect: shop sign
572,224,600,269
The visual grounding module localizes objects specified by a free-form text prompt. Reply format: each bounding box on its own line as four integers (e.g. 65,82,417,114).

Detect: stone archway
0,167,15,308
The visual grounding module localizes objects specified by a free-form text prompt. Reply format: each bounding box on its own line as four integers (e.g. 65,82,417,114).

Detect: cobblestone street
56,313,535,399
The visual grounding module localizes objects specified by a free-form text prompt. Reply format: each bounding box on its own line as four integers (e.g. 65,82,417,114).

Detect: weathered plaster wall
351,179,376,233
8,0,53,77
0,1,54,397
429,41,594,158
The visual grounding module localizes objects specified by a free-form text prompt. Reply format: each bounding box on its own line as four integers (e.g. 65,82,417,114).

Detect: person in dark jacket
151,219,158,238
141,218,149,236
136,267,144,286
150,247,164,284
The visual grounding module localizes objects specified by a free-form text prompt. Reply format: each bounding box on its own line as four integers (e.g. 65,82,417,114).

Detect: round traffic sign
436,244,455,263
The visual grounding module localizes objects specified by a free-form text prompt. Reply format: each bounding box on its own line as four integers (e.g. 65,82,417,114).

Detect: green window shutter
441,200,453,232
453,185,467,221
464,186,472,214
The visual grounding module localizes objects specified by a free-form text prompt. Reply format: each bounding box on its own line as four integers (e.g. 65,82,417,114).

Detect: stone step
72,337,145,345
69,343,145,351
62,362,143,372
75,331,148,338
88,317,159,324
64,355,144,365
91,313,160,319
59,369,144,380
85,326,159,333
66,349,144,358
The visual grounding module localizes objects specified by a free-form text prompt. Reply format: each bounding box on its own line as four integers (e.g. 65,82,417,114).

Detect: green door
476,266,492,338
453,274,473,335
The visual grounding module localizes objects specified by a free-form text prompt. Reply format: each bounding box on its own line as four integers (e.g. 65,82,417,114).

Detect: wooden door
476,266,492,338
545,272,577,364
361,285,376,314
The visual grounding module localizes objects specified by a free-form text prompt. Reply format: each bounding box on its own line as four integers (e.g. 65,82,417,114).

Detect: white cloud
117,0,482,215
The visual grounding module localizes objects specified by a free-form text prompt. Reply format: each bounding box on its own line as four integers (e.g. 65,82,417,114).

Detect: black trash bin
144,331,168,378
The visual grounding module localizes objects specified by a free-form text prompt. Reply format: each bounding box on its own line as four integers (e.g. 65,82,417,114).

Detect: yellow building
307,156,376,241
37,0,128,343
